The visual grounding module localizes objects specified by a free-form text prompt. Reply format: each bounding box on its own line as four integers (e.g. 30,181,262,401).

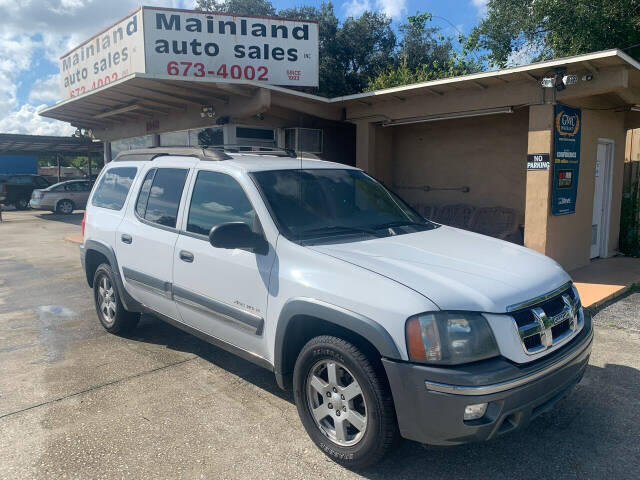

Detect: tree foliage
468,0,640,68
194,0,479,95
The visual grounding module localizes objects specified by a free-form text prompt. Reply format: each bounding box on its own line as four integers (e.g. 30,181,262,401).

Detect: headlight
406,312,499,364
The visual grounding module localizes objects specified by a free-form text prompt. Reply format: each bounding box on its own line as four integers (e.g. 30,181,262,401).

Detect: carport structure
0,134,104,181
40,49,640,271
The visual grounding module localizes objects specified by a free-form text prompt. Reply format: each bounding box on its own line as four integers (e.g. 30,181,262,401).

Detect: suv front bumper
382,310,593,445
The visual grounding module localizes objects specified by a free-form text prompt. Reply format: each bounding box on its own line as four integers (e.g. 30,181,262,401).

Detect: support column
524,104,554,255
104,142,112,163
355,121,376,175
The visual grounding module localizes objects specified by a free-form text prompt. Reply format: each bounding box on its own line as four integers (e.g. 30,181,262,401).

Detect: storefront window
160,130,189,147
189,126,223,147
111,135,154,159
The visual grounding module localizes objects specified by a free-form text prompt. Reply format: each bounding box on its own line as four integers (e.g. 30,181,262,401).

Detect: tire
56,199,74,214
93,263,140,334
293,335,399,469
15,198,29,210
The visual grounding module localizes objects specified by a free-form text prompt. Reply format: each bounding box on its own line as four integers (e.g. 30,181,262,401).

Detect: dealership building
41,7,640,271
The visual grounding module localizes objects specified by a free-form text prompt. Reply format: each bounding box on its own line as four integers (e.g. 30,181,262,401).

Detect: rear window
92,167,137,210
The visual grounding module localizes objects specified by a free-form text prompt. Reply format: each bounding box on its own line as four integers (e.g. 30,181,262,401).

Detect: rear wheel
93,264,139,334
56,199,74,214
293,335,399,469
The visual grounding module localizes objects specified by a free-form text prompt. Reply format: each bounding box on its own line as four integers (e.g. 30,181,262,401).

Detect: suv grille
511,285,582,355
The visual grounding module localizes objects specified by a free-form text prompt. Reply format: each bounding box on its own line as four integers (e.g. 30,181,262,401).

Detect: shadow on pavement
123,314,640,478
36,211,84,226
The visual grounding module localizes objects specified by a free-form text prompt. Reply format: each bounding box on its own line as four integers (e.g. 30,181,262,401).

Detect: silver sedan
30,179,92,214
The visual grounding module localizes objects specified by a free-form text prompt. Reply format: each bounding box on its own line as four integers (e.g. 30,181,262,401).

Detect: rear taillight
81,211,87,237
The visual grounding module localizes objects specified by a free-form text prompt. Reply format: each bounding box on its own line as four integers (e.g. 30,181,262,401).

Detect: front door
590,141,614,259
172,169,275,361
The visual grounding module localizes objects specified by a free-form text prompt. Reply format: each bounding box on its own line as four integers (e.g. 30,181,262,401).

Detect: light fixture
464,403,488,421
582,73,594,82
541,77,557,88
200,105,216,118
562,74,578,86
381,107,514,127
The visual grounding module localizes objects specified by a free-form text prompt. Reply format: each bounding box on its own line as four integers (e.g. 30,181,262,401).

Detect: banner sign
551,104,582,215
59,9,145,101
59,7,319,101
527,153,550,170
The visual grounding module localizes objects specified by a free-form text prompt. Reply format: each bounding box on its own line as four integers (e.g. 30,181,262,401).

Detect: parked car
80,147,593,469
0,174,50,209
30,179,92,214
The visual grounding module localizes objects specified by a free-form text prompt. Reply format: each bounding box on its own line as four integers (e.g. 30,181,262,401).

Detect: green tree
468,0,640,68
367,12,480,90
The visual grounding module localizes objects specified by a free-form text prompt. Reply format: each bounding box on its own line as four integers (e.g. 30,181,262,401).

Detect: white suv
80,147,593,468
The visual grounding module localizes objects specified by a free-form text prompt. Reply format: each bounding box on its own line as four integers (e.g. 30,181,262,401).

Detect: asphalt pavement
1,209,639,479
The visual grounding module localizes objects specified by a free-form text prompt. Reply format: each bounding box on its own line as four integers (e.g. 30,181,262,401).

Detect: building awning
0,133,103,156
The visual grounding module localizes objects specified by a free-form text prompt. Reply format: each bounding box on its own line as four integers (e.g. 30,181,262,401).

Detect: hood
309,226,570,313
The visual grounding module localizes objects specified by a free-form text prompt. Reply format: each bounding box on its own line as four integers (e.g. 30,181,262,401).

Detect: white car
80,147,592,468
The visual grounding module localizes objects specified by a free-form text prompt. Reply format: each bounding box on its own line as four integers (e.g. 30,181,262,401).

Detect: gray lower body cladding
382,311,593,445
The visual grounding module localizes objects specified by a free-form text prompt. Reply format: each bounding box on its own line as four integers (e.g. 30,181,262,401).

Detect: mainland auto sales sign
59,6,319,100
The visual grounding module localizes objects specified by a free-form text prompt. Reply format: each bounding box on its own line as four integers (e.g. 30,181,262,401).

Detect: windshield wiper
373,220,437,231
301,225,387,238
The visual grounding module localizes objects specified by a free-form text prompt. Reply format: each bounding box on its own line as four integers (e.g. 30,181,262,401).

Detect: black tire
293,335,399,469
93,263,139,334
56,199,74,214
15,197,29,210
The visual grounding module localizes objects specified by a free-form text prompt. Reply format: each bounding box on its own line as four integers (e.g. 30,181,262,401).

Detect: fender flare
273,297,402,388
83,239,143,312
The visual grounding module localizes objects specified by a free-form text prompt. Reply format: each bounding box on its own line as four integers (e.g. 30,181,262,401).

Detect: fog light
464,403,488,421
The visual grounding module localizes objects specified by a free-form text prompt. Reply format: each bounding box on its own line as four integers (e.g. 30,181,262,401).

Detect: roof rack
111,145,322,162
112,146,232,162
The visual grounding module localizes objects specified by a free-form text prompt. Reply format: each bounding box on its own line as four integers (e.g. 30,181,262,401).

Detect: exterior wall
529,105,627,271
0,155,38,174
389,109,529,222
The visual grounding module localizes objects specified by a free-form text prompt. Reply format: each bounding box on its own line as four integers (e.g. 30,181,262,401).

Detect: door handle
179,250,194,263
121,234,132,244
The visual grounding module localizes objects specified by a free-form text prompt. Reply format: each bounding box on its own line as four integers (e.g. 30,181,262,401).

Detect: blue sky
0,0,487,135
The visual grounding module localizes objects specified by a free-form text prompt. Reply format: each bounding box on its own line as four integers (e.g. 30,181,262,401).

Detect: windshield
251,168,435,243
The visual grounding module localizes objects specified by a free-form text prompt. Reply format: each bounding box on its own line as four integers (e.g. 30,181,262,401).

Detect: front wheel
93,264,139,334
293,335,399,469
15,198,29,210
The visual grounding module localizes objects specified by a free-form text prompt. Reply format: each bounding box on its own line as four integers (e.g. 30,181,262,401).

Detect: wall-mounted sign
527,153,550,170
551,104,581,215
59,7,319,101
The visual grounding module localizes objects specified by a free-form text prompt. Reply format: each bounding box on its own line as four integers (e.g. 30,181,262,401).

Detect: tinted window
34,177,49,187
65,182,89,191
135,169,156,218
187,171,255,236
92,167,137,210
138,168,188,228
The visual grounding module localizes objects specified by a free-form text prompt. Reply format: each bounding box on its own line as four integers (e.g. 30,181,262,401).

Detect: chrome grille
511,284,582,355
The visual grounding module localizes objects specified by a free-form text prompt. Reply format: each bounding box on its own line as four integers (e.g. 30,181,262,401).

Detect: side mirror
209,222,269,255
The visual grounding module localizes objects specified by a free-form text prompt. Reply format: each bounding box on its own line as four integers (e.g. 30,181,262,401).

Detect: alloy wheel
306,359,368,447
97,275,116,326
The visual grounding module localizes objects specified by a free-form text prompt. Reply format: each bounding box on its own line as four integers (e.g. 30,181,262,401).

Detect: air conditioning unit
284,128,323,153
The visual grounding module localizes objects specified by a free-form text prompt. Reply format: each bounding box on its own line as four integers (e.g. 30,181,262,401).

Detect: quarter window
135,168,188,228
92,167,137,210
187,171,255,236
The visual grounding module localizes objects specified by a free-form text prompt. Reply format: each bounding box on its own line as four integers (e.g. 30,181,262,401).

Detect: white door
116,166,191,318
172,169,275,360
591,141,614,259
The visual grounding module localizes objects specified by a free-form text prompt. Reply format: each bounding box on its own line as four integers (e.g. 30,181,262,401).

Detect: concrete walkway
571,257,640,309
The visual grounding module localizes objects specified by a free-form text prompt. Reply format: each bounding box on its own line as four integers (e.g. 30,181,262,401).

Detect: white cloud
0,0,190,136
470,0,488,17
0,104,75,136
344,0,407,19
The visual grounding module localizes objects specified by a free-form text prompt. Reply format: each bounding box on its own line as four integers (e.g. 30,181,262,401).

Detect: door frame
594,138,615,258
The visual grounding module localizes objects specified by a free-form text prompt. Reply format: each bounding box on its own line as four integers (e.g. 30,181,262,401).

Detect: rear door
116,162,193,318
172,168,276,360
